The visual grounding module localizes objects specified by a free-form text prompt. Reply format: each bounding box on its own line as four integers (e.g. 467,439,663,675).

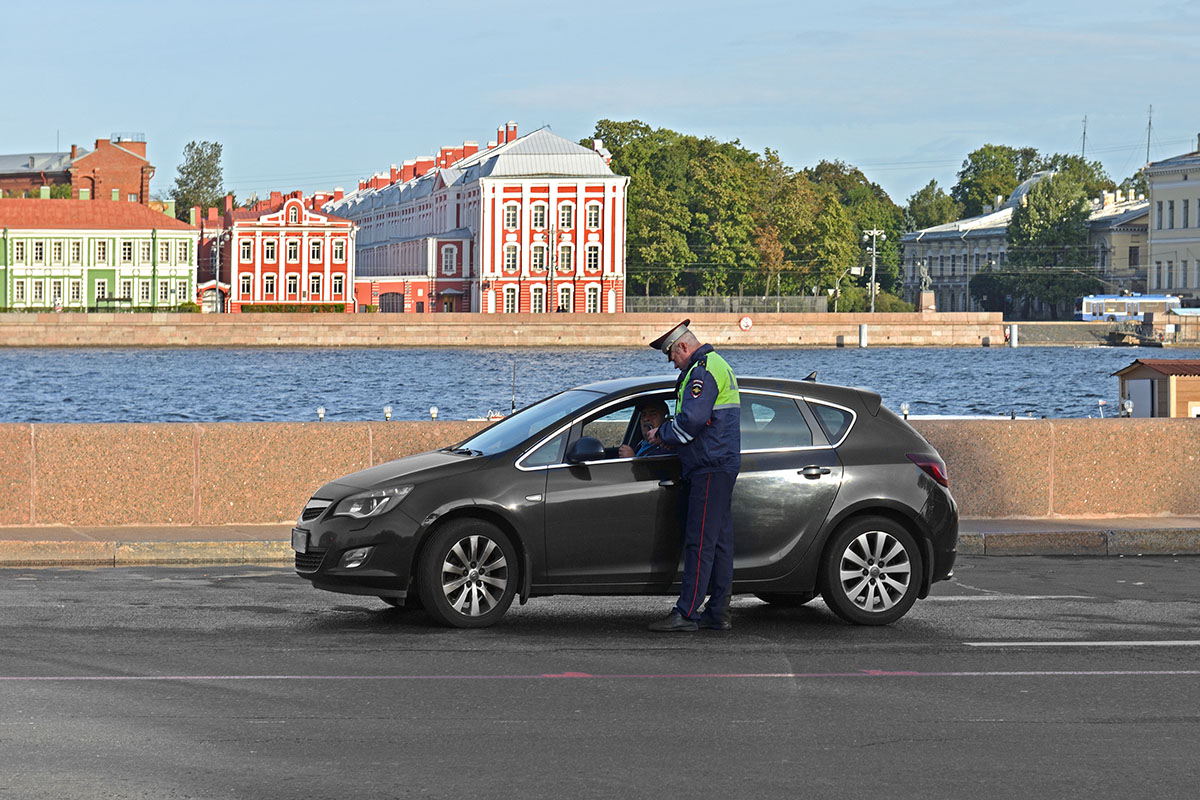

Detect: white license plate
291,528,308,554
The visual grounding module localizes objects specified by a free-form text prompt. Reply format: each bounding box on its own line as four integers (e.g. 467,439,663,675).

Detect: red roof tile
1122,359,1200,377
0,199,196,231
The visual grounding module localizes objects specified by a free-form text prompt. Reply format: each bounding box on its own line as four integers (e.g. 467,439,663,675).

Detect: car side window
580,406,634,449
524,430,568,467
739,393,813,451
809,402,853,444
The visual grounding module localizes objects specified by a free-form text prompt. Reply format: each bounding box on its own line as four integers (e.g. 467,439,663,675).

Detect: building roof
1146,147,1200,173
227,201,352,225
0,199,196,231
0,151,76,176
1113,359,1200,377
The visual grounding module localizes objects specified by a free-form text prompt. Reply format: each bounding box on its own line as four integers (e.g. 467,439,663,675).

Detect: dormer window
288,206,299,224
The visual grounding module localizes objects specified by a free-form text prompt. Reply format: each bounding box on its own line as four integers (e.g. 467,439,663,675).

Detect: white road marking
965,640,1200,648
926,594,1092,601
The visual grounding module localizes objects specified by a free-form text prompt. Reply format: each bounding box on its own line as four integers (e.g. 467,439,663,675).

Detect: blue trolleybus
1074,294,1180,321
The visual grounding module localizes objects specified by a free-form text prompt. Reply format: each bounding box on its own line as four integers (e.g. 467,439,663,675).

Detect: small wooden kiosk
1113,359,1200,418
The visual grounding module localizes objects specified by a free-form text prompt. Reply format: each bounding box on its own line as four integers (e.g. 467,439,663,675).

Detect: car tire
820,516,923,626
754,592,815,607
417,519,518,629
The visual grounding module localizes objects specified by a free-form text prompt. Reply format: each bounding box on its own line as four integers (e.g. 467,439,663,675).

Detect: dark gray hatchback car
292,376,958,628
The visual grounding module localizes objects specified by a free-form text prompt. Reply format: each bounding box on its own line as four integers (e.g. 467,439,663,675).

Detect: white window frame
13,241,25,263
264,240,277,262
531,285,545,313
310,240,322,262
70,241,80,263
504,285,518,313
14,281,26,302
288,206,299,224
287,274,299,295
559,203,574,230
332,274,344,295
159,241,170,263
504,244,519,272
558,285,572,312
32,281,45,303
53,241,64,264
177,241,188,262
51,280,63,304
586,285,599,313
96,241,108,264
264,274,276,295
531,202,547,230
121,241,133,264
94,279,107,301
159,281,170,302
140,281,151,302
140,241,151,262
310,274,321,298
287,240,300,263
503,203,520,230
120,279,132,300
33,241,44,264
333,240,345,262
240,274,252,296
531,244,546,272
441,244,457,275
70,280,82,303
241,240,253,262
559,244,573,273
586,245,601,272
177,280,188,303
586,202,602,230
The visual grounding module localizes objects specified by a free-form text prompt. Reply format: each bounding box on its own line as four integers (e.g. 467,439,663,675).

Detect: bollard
858,323,868,348
1008,323,1019,348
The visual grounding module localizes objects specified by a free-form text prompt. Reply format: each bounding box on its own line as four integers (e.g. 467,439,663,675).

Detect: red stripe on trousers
686,474,712,617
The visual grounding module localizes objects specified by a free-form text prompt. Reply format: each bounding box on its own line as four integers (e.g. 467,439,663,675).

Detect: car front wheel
820,516,922,625
418,519,517,628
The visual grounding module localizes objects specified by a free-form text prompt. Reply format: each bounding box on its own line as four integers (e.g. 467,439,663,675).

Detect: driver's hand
646,426,662,445
618,444,634,458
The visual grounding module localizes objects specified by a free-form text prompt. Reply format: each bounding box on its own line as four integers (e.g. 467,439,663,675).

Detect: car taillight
907,453,949,488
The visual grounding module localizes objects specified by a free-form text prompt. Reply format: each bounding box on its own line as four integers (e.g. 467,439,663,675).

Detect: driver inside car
618,399,673,458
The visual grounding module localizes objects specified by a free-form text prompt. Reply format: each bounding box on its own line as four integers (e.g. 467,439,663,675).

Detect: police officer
644,320,740,632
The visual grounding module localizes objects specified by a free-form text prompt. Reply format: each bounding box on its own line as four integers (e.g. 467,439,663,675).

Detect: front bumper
292,506,423,599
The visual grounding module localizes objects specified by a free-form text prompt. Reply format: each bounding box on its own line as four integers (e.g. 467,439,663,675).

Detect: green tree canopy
170,141,225,221
907,179,962,231
1037,153,1115,201
951,144,1040,217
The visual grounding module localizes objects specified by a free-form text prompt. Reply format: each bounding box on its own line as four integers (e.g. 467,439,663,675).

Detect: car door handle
658,480,676,487
799,466,832,479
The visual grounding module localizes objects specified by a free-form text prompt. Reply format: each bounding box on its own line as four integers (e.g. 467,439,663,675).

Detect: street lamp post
863,228,886,312
833,265,864,312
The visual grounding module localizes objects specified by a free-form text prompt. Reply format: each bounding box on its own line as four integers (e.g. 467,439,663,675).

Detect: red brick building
218,192,356,313
0,134,154,203
324,122,628,313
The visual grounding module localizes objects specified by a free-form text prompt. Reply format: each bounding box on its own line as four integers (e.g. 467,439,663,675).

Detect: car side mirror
566,436,605,464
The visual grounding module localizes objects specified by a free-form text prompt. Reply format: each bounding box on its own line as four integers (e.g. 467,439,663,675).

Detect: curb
957,529,1200,557
0,541,292,568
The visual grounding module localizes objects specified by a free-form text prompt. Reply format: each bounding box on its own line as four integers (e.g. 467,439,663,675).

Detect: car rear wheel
754,592,815,607
417,519,517,629
820,516,922,625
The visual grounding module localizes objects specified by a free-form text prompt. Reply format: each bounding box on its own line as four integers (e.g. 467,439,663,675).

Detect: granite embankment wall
0,312,1006,347
0,419,1196,528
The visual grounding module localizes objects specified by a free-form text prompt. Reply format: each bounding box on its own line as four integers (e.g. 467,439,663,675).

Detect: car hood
315,449,488,496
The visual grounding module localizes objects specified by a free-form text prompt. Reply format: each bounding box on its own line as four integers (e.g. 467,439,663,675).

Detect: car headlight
332,485,413,519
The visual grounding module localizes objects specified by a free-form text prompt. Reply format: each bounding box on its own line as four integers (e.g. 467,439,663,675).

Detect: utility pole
862,228,886,312
1146,105,1153,165
1081,115,1087,159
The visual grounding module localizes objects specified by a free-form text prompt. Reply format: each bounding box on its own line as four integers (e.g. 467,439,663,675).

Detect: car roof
572,374,872,407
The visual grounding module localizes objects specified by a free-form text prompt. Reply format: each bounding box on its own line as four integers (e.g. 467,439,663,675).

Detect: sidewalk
2,517,1199,567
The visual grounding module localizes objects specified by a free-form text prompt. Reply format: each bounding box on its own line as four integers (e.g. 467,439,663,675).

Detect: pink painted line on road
1,669,1200,682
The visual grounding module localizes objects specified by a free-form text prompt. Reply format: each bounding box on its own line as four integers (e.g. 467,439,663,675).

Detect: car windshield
454,389,603,456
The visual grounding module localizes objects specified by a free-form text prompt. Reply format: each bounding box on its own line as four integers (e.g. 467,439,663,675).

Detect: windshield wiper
447,446,483,456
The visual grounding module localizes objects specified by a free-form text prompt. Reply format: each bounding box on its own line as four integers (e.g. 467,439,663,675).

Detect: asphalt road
2,557,1198,800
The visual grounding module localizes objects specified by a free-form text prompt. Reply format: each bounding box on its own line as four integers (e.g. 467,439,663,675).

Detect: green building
0,196,198,311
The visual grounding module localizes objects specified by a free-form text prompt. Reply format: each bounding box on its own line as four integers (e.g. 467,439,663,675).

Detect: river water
1,345,1196,423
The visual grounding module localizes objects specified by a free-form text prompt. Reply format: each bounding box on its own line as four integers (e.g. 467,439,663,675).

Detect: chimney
1116,189,1124,203
270,191,282,205
70,144,78,159
497,126,505,146
334,187,344,201
994,194,1004,208
506,121,517,143
224,194,233,213
463,141,479,157
415,156,435,177
487,141,497,150
1196,132,1200,151
207,207,218,221
189,207,198,226
165,200,175,219
402,160,416,181
390,164,399,183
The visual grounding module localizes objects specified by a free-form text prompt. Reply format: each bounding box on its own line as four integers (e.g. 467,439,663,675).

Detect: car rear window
740,393,812,450
809,402,854,444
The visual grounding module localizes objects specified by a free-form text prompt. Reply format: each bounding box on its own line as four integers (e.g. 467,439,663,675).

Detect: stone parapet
0,312,1006,348
0,418,1197,528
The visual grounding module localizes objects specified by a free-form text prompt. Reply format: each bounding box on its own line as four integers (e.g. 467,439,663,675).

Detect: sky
5,0,1200,206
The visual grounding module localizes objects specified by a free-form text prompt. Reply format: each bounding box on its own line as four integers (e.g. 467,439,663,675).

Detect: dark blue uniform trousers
674,470,737,621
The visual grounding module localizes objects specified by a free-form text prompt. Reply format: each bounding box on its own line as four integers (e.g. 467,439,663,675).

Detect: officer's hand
617,444,634,458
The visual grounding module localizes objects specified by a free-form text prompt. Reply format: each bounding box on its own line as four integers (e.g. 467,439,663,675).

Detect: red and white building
324,122,629,313
217,191,356,312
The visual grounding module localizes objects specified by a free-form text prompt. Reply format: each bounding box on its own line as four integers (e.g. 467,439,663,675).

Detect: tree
1005,174,1098,318
951,144,1040,217
907,179,962,231
1119,171,1148,199
625,170,694,295
1036,153,1114,201
799,193,858,295
170,141,225,221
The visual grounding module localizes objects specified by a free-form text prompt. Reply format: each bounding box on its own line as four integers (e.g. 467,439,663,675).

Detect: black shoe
648,611,698,632
698,605,732,631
